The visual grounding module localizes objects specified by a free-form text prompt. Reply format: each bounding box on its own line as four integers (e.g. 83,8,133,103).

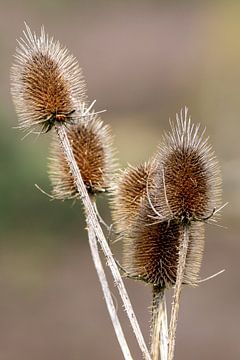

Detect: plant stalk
151,287,168,360
168,225,190,360
88,218,133,359
55,124,151,360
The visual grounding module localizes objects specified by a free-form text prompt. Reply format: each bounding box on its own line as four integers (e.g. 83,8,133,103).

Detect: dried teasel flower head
112,162,152,234
152,107,222,224
10,23,86,134
113,108,222,289
112,161,205,288
49,113,115,198
122,197,205,289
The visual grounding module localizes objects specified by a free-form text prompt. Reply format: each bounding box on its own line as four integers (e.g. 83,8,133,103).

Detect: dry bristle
11,23,86,132
122,197,205,288
153,107,222,223
49,113,115,198
111,162,153,234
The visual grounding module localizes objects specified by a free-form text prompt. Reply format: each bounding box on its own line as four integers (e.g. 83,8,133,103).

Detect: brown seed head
112,161,205,288
113,108,221,288
11,23,86,133
49,113,115,198
122,196,205,288
152,107,222,223
111,162,152,234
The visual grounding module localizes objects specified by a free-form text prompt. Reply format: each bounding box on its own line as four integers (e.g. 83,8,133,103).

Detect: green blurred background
0,1,239,359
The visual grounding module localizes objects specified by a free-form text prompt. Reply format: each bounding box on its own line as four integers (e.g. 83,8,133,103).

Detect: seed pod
49,113,115,198
122,197,205,288
153,107,222,223
10,23,86,133
112,162,153,234
113,108,221,288
112,160,204,288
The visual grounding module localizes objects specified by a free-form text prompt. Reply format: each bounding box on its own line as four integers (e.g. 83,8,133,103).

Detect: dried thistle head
10,23,86,133
153,107,222,223
113,108,222,289
122,198,205,288
112,160,204,288
49,113,115,198
111,162,152,233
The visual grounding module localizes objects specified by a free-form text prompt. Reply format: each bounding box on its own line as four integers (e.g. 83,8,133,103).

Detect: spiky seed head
113,107,221,288
10,23,86,133
112,160,205,288
49,113,115,198
111,162,153,234
122,196,205,288
113,108,221,289
153,107,222,223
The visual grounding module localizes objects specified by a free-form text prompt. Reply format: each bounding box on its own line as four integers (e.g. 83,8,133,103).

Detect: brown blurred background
0,1,239,359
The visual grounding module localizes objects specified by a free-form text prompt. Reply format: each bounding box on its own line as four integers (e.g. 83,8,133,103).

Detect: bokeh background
0,1,239,359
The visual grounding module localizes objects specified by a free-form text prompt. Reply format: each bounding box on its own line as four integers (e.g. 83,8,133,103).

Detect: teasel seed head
49,113,115,198
112,160,205,288
122,196,205,289
152,107,222,223
10,23,86,133
111,162,152,234
113,107,221,288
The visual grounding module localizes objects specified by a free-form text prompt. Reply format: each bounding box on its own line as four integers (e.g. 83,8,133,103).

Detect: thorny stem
151,287,168,360
87,216,133,360
55,124,151,360
168,225,190,360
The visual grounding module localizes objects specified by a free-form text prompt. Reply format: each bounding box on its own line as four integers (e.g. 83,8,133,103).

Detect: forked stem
87,218,133,359
168,225,189,360
55,124,151,360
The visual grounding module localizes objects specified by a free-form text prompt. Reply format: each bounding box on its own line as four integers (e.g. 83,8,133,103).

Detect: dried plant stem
55,124,151,360
168,225,190,360
87,222,133,360
151,287,168,360
159,292,168,360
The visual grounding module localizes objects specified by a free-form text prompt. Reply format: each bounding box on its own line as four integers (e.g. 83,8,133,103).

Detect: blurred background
0,0,239,359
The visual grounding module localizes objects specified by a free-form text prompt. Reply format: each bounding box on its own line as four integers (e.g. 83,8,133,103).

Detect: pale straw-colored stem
151,288,168,360
88,220,133,359
55,124,151,360
159,292,168,360
168,225,189,360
